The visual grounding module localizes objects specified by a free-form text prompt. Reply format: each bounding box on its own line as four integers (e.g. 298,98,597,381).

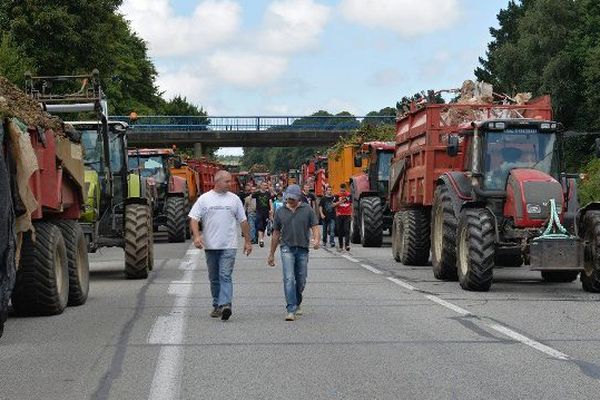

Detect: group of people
188,171,357,323
238,181,354,252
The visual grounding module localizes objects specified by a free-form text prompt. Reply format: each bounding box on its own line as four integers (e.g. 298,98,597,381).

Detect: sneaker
296,306,303,316
285,312,296,321
345,246,350,252
329,243,335,248
221,305,232,321
210,306,222,318
259,241,264,248
322,242,327,247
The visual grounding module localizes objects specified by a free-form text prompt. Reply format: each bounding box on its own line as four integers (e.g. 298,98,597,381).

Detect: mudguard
81,169,100,223
168,175,187,194
351,173,370,199
577,201,600,237
437,172,473,217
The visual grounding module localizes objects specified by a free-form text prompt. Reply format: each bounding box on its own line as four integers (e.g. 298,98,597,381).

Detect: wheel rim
458,225,469,276
432,204,443,262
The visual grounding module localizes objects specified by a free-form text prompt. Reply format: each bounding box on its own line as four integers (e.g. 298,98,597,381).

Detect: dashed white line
148,245,198,400
341,254,360,263
387,277,417,291
425,295,472,316
360,264,382,274
488,324,570,361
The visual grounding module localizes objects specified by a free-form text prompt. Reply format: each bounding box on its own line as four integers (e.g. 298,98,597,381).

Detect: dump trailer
128,148,189,243
389,92,591,291
327,145,366,193
26,71,154,279
350,141,395,247
170,157,200,203
187,158,222,194
1,76,90,336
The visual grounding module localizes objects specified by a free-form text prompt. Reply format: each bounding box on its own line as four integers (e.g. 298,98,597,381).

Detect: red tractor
128,148,189,242
389,94,596,292
350,141,395,247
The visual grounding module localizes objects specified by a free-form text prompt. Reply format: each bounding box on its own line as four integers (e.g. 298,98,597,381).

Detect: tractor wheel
350,195,361,244
360,197,383,247
0,147,16,335
53,221,89,306
581,211,600,292
147,213,155,271
12,222,69,315
124,204,151,279
391,212,402,263
166,197,186,243
431,185,458,281
541,271,579,283
456,209,495,292
397,209,430,266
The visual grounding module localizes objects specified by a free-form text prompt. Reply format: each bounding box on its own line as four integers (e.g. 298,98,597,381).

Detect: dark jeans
322,218,335,245
336,215,351,248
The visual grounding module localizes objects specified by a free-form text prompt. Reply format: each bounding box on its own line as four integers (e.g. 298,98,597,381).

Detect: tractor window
483,130,558,190
108,132,124,172
377,151,393,181
80,129,103,172
132,155,167,183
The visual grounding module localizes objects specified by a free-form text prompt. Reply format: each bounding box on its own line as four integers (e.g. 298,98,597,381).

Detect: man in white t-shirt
189,170,252,321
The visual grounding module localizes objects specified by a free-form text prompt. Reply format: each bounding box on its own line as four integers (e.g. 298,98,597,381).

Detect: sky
119,0,511,155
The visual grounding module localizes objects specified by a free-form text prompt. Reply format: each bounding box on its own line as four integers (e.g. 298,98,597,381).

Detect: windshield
377,151,393,181
483,130,558,190
108,131,124,172
129,155,167,182
80,129,103,172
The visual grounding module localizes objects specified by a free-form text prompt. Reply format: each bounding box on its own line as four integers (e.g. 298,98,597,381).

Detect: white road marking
425,295,472,316
341,254,360,263
488,324,571,361
361,264,382,274
148,246,198,400
387,277,416,291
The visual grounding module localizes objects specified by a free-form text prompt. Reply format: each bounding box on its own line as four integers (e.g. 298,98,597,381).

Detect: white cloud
120,0,241,57
156,66,212,106
258,0,332,53
369,68,403,88
209,51,289,87
340,0,460,37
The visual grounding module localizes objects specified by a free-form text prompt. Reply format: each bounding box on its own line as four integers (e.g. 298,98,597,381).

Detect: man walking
334,183,352,252
244,185,257,244
319,186,336,248
267,184,320,321
189,170,252,321
253,181,273,248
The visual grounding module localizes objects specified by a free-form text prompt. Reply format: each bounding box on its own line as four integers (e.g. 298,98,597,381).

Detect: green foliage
328,122,395,157
579,158,600,205
0,33,35,85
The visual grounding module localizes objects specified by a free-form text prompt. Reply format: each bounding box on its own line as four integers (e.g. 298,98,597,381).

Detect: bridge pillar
194,143,203,158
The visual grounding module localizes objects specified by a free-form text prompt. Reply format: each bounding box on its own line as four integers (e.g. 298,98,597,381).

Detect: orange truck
327,145,366,193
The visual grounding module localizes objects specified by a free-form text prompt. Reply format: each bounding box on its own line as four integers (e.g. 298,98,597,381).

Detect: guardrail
112,115,396,132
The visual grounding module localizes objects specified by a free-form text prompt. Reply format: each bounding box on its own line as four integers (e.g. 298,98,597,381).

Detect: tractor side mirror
354,154,362,168
447,135,459,157
595,138,600,158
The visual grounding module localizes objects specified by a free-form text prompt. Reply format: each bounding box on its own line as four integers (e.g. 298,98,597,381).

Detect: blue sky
120,0,510,154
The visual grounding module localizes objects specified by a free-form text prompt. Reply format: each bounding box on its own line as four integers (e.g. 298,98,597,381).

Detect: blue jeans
280,245,308,313
322,218,335,245
247,213,257,242
205,249,237,307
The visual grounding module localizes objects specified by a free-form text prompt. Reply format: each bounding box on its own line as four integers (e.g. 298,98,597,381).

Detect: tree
0,34,36,85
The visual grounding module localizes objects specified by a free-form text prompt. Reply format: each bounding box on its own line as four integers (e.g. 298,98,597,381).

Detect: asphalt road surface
1,233,600,399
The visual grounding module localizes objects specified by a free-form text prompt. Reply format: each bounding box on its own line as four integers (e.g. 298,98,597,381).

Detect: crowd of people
237,180,353,252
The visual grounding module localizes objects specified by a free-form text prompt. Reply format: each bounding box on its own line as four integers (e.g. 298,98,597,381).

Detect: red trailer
187,158,223,194
1,84,89,336
389,94,594,291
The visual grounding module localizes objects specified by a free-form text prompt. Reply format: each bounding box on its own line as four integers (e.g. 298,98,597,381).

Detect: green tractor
25,70,154,279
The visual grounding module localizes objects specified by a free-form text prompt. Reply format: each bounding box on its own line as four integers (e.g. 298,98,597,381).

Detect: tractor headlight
527,204,542,214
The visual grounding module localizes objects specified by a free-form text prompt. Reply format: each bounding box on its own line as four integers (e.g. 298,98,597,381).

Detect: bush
579,158,600,205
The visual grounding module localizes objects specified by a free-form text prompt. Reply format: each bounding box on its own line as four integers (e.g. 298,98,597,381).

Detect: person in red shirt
334,183,352,251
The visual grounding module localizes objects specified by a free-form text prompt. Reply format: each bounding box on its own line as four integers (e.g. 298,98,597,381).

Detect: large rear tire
124,204,151,279
581,211,600,292
350,193,361,244
391,212,402,262
456,209,495,292
0,147,16,335
53,221,89,306
147,213,154,271
431,185,458,281
397,209,430,266
166,197,186,243
541,271,579,283
360,196,383,247
12,223,69,315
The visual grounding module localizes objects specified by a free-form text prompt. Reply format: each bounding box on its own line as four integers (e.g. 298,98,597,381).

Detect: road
1,233,600,399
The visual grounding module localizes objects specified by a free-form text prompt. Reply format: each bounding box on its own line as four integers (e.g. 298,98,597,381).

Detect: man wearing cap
267,184,320,321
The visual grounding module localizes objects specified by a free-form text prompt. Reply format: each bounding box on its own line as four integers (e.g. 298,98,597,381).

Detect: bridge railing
112,115,396,132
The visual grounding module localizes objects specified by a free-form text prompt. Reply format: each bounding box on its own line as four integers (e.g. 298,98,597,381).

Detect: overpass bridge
115,115,394,153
